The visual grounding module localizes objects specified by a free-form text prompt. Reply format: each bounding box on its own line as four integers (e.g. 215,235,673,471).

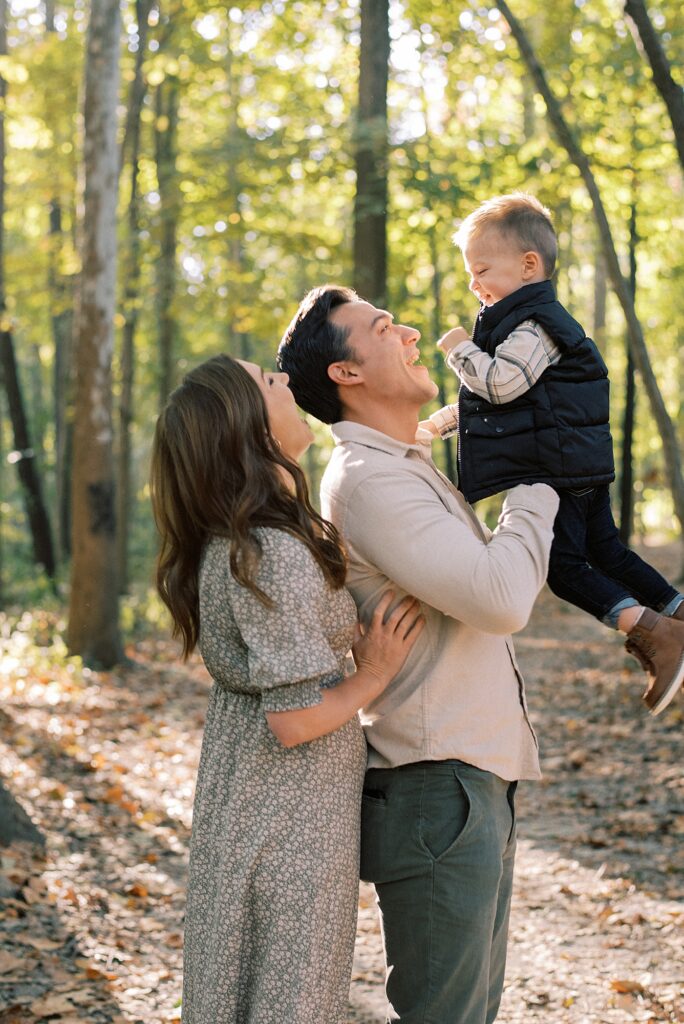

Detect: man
277,285,559,1024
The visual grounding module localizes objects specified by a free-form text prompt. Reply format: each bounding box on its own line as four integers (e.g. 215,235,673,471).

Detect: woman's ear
328,362,363,388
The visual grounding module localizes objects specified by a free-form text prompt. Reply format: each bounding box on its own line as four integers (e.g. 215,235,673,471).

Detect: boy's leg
547,489,638,623
584,485,682,615
360,762,516,1024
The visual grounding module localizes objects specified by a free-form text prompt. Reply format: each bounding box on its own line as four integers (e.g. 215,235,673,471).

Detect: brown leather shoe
624,608,684,715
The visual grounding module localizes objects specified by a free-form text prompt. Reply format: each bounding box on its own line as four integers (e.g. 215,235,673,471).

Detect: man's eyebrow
370,311,393,328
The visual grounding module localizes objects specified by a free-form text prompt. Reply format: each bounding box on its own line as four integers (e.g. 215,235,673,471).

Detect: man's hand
437,326,469,355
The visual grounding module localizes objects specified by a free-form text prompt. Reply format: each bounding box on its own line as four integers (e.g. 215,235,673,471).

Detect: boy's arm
417,404,459,440
439,320,563,405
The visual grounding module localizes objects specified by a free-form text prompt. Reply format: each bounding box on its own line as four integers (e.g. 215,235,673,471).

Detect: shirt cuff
446,340,478,369
428,404,459,438
503,483,560,518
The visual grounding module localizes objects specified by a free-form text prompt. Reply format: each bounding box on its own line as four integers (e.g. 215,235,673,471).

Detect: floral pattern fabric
182,529,366,1024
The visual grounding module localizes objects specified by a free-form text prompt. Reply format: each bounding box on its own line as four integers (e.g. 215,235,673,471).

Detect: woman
150,354,422,1024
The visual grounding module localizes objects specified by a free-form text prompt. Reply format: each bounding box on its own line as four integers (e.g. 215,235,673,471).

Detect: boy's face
463,228,539,307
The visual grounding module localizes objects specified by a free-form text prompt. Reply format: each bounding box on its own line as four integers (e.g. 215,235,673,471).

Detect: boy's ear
328,361,363,388
521,250,543,278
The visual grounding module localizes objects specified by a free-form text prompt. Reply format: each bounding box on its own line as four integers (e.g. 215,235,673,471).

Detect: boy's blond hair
453,193,557,277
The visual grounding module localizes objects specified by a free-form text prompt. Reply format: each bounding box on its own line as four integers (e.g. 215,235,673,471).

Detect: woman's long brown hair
150,354,346,659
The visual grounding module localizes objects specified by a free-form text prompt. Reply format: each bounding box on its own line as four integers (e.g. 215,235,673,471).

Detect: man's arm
345,471,559,635
440,320,562,405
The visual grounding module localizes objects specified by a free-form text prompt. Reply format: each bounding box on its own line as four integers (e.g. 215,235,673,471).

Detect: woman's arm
266,592,423,747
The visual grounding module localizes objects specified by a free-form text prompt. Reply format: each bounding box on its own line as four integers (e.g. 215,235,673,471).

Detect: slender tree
154,69,179,408
224,26,251,362
117,0,151,593
0,0,55,582
353,0,389,307
495,0,684,542
623,0,684,174
67,0,122,667
619,199,637,543
46,0,74,563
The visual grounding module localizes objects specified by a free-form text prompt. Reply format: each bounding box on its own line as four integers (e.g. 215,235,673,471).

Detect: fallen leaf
611,979,646,994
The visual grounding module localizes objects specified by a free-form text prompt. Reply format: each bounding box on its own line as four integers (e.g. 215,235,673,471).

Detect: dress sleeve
228,530,343,712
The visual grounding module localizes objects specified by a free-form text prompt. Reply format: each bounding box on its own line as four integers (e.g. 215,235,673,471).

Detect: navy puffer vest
458,281,615,503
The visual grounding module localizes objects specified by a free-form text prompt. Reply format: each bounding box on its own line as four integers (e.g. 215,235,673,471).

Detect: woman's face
238,360,315,460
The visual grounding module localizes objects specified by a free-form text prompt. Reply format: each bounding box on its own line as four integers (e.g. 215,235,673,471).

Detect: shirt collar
331,420,430,459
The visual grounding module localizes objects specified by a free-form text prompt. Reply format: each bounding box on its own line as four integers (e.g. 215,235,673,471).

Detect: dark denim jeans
360,760,517,1024
546,485,679,626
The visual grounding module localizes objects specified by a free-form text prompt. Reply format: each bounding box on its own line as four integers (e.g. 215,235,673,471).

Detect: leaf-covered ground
0,545,682,1023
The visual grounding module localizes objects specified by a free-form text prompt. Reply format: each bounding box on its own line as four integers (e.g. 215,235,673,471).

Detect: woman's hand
352,591,424,689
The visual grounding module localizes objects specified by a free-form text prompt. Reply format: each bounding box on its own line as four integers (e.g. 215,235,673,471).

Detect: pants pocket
418,769,472,862
359,790,387,884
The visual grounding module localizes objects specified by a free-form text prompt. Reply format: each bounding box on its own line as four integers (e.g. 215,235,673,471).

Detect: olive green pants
360,760,518,1024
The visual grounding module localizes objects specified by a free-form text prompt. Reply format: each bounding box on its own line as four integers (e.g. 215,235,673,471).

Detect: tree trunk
0,0,55,582
623,0,684,174
495,0,684,542
154,74,179,409
46,1,74,563
619,201,637,544
224,29,250,361
353,0,389,307
0,335,56,579
117,0,150,594
67,0,122,668
593,243,607,342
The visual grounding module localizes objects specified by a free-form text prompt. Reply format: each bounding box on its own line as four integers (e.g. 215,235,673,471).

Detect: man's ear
521,250,543,279
328,362,364,388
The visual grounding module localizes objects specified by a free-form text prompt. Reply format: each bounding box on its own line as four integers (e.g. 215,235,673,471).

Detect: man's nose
400,325,421,343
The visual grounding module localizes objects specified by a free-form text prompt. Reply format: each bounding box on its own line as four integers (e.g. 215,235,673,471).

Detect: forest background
0,1,682,1020
0,0,683,667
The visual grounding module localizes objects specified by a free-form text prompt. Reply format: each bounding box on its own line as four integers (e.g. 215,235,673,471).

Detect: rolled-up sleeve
228,531,342,712
345,474,559,635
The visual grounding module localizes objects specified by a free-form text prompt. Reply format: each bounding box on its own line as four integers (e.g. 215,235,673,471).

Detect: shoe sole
648,650,684,716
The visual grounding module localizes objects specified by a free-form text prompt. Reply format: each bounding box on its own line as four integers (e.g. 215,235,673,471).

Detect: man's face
328,301,438,408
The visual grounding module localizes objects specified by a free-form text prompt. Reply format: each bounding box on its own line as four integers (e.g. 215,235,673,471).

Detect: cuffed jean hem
662,595,684,617
603,596,640,630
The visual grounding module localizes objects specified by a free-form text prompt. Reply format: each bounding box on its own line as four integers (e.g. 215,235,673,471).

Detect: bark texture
67,0,122,667
353,0,389,307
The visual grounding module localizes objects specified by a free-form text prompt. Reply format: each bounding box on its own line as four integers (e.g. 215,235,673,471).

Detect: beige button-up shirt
321,421,560,781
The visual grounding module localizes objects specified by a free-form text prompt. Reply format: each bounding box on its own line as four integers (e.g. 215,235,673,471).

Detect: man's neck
341,404,420,445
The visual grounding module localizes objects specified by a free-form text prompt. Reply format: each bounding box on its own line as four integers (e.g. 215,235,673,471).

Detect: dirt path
0,555,682,1022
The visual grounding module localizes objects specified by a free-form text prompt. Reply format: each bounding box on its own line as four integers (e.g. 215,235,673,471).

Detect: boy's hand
437,326,469,355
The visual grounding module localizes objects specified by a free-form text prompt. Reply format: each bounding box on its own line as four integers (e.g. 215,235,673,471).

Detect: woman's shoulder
203,527,318,574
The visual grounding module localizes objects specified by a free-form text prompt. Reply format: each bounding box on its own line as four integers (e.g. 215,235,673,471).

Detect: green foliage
2,0,683,610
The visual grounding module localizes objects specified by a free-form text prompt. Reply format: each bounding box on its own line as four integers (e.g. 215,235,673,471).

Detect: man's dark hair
277,285,358,424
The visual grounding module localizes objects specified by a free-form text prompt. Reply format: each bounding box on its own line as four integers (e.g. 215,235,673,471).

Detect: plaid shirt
429,319,562,437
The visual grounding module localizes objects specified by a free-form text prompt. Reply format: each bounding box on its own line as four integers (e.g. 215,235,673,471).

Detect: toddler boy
426,192,684,715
